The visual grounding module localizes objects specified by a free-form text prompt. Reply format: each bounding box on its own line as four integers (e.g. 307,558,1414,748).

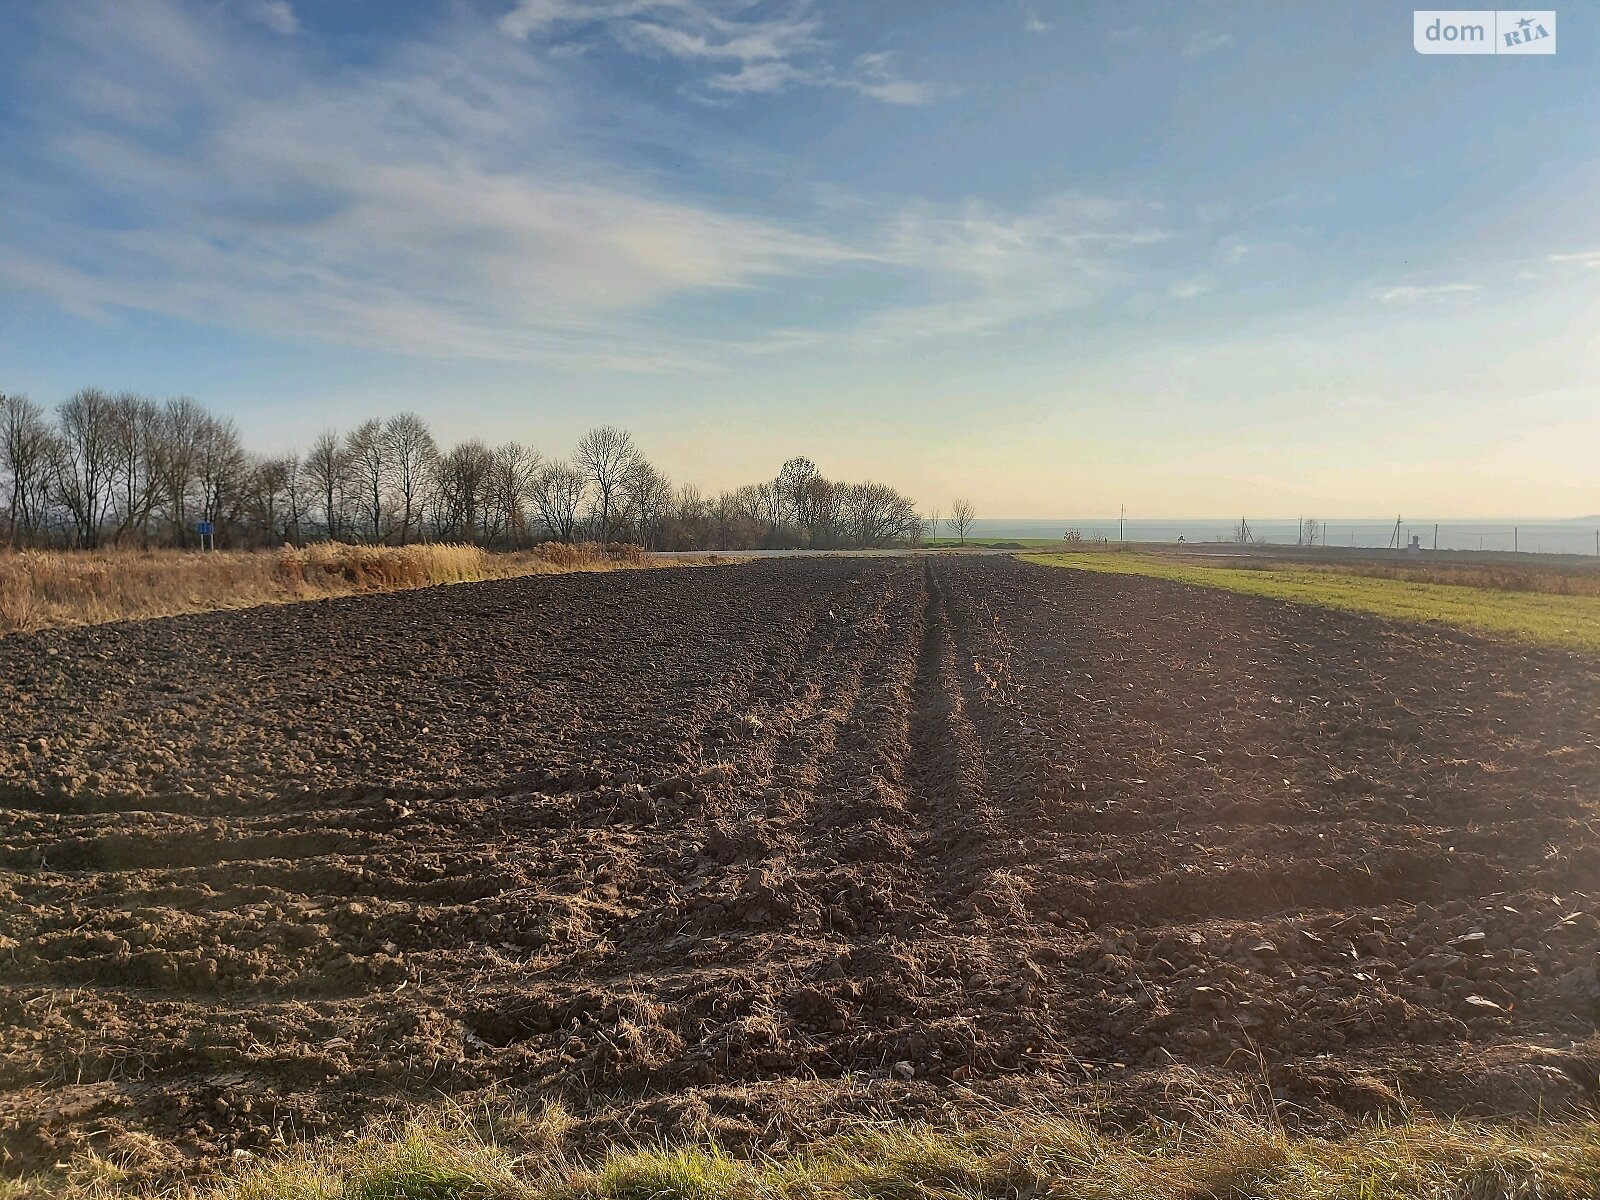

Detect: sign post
197,520,215,551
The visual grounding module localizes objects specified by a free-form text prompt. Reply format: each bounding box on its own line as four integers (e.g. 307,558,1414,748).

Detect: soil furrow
1,555,1597,1185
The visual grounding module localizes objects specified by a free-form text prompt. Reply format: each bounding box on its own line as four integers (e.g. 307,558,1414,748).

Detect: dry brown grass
0,542,723,634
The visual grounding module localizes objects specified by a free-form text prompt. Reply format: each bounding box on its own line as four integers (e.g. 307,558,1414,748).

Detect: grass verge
925,538,1066,549
6,1105,1599,1200
1024,551,1600,652
0,543,733,634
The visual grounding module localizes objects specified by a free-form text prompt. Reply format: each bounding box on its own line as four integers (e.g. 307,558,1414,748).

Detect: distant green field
1024,552,1600,652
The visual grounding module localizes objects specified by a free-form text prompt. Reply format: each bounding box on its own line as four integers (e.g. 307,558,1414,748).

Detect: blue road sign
197,521,214,536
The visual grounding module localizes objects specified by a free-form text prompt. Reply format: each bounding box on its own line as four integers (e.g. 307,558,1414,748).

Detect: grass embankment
1025,551,1600,652
0,543,723,634
926,538,1065,549
10,1106,1600,1200
1187,553,1600,598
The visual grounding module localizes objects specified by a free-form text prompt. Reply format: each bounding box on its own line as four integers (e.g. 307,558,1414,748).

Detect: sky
0,0,1597,518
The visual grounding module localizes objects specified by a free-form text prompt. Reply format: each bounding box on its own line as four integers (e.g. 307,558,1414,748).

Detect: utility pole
1433,523,1438,551
1119,504,1125,543
1514,526,1519,553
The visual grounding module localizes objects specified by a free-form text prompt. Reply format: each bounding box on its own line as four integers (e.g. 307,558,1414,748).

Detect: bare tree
1,400,947,554
927,507,941,546
195,415,246,536
671,484,710,550
432,440,495,543
530,461,584,542
950,498,975,545
482,442,541,547
304,430,349,541
0,394,53,547
107,392,163,546
702,483,758,547
281,451,306,546
345,419,389,542
844,481,919,548
887,492,922,545
1303,518,1321,547
621,458,673,549
773,456,817,541
799,475,843,548
574,425,638,544
382,413,438,545
246,457,293,545
50,388,121,548
384,415,436,544
158,397,206,544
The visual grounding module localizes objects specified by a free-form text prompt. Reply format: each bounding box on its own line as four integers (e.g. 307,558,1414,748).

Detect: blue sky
1,1,1596,516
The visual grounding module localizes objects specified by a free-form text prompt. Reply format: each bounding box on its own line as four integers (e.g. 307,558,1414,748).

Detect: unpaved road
1,556,1597,1182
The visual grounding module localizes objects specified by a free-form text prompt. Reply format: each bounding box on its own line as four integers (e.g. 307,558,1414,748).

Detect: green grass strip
1023,552,1600,652
18,1108,1600,1200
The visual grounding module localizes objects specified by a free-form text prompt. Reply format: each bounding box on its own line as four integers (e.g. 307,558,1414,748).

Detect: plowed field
2,556,1597,1181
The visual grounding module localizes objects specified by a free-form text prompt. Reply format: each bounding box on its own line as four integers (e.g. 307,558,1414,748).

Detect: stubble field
1,556,1597,1186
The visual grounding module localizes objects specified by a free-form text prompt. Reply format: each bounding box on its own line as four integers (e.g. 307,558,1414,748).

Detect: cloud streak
501,0,932,104
241,0,298,35
1375,282,1481,303
849,195,1170,344
2,2,888,368
1549,249,1600,268
0,1,1193,370
1181,31,1235,57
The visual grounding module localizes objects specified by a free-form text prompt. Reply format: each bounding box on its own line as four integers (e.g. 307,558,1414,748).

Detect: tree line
0,390,924,552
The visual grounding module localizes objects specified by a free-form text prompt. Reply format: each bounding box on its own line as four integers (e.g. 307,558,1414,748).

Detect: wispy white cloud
501,0,932,104
1375,282,1481,303
1169,278,1210,300
0,1,1184,368
849,195,1170,344
704,54,934,105
501,0,817,60
240,0,298,35
1548,249,1600,268
842,52,937,105
1,1,875,368
705,60,809,95
1181,31,1235,58
704,53,934,105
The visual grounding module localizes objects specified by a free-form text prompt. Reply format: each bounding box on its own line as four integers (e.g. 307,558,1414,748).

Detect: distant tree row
0,390,922,552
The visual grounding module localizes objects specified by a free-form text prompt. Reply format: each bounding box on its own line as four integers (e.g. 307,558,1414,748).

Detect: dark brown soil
2,556,1597,1183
